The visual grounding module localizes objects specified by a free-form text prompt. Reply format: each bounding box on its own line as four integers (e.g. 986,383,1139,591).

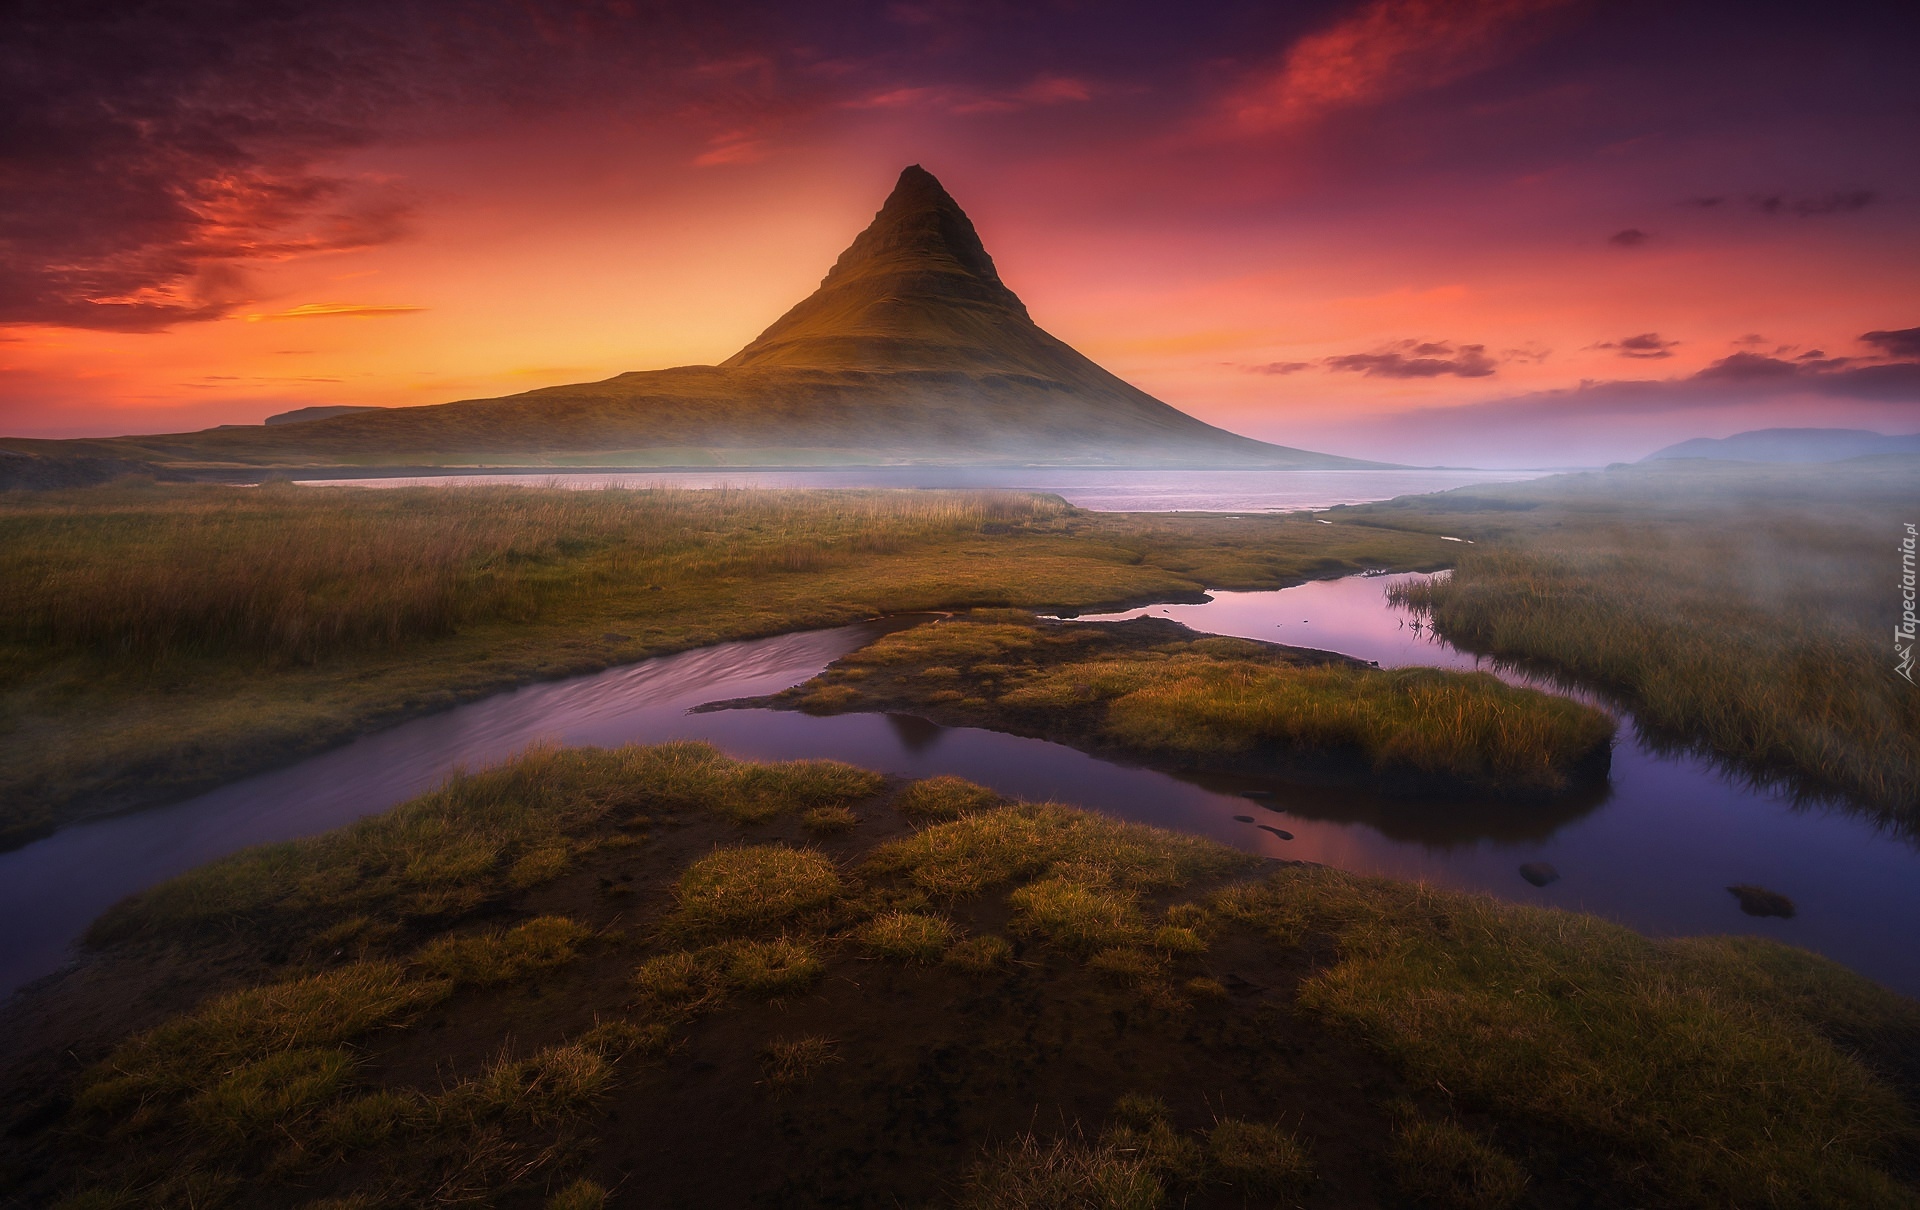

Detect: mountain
1641,428,1920,463
10,167,1383,469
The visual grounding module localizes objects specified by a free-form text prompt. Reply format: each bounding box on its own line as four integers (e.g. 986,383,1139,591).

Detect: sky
3,0,1918,466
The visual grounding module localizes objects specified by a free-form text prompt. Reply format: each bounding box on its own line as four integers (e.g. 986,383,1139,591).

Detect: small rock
1257,825,1294,841
1232,814,1255,823
1519,861,1560,887
1727,884,1796,918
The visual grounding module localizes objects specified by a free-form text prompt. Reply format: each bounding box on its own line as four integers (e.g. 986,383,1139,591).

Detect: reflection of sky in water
5,572,1917,998
299,467,1550,513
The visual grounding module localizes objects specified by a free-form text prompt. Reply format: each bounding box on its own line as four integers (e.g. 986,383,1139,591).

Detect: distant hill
1642,428,1920,463
12,167,1383,470
264,405,386,426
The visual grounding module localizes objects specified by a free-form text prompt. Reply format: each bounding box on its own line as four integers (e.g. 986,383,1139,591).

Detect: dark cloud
1863,327,1920,359
1682,196,1725,207
1607,228,1650,247
1751,190,1876,216
1246,361,1313,375
1592,332,1677,359
1325,341,1498,379
1732,333,1769,346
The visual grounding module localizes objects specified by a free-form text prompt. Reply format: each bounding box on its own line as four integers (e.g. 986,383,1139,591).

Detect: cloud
1752,190,1876,216
243,303,427,322
1246,361,1313,375
1326,340,1499,378
1607,228,1650,247
1224,0,1574,131
0,1,767,331
1863,327,1920,359
844,74,1095,118
1591,332,1678,359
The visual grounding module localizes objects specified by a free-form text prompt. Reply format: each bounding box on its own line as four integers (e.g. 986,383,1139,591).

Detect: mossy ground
0,484,1452,847
3,746,1914,1209
756,612,1614,798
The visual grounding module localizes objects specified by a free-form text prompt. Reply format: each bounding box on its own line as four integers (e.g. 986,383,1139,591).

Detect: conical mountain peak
812,165,1026,314
722,165,1053,372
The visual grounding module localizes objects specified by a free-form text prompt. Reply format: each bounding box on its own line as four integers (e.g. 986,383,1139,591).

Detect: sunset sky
5,0,1917,465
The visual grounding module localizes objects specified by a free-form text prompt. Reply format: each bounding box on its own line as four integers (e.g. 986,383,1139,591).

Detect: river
3,570,1915,997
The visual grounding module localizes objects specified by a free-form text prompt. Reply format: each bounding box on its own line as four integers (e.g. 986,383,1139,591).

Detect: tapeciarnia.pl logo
1899,522,1917,684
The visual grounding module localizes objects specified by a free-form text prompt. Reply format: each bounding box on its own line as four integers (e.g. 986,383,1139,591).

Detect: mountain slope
19,167,1382,469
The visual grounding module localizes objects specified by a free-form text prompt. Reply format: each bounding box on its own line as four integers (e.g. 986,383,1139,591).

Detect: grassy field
1334,457,1920,827
0,482,1453,847
755,612,1614,798
2,745,1913,1208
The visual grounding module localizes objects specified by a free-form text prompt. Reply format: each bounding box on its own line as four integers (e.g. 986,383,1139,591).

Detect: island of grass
3,745,1913,1208
735,612,1615,799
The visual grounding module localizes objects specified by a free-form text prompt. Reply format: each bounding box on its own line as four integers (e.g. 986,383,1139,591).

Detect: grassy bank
755,612,1614,798
1334,458,1920,826
0,483,1453,846
2,745,1913,1208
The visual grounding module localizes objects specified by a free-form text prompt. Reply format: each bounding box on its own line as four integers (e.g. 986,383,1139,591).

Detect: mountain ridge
1641,427,1920,464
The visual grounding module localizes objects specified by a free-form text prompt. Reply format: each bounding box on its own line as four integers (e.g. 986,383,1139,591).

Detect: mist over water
297,467,1551,512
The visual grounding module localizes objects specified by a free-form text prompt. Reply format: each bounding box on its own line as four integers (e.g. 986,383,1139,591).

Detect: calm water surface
300,467,1550,512
4,572,1915,998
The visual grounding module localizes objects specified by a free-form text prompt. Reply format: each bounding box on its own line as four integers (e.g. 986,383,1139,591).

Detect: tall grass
0,483,1064,665
1369,463,1920,819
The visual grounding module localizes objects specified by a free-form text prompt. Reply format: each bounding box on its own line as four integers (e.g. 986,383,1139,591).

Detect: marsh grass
32,747,1920,1208
892,774,1004,820
1,484,1454,845
1,484,1063,665
803,618,1615,796
760,1035,841,1092
669,844,842,936
413,916,591,985
544,1178,609,1210
89,743,874,951
74,961,450,1121
1214,866,1920,1208
857,910,957,962
961,1132,1164,1210
943,934,1012,973
1356,460,1920,821
1205,1118,1314,1197
1390,1116,1529,1210
866,799,1253,900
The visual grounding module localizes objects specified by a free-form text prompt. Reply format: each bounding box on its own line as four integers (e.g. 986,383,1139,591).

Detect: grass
857,910,957,962
783,614,1616,796
961,1133,1165,1210
1343,457,1920,823
1390,1116,1529,1210
893,773,1004,819
669,844,841,935
413,916,591,985
0,482,1452,847
1205,1117,1314,1196
11,747,1918,1208
760,1035,841,1091
1213,866,1920,1208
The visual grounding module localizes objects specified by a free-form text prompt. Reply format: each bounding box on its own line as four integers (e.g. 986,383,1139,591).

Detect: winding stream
4,572,1916,998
